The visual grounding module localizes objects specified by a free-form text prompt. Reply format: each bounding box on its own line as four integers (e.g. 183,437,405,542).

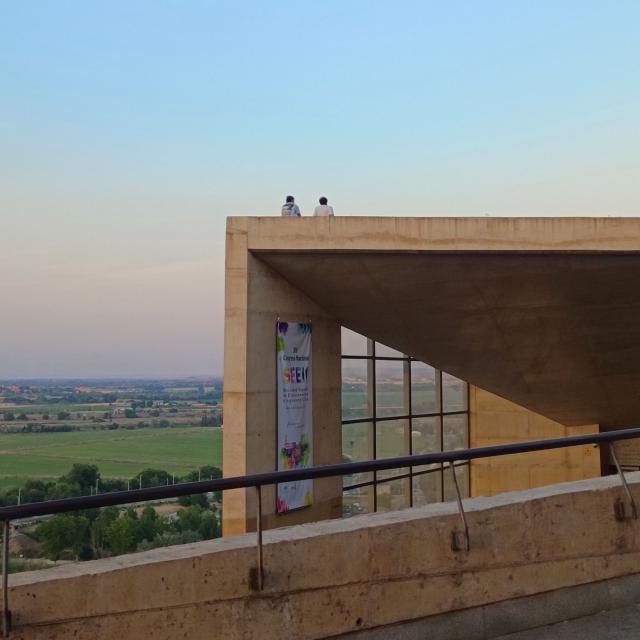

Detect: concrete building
6,216,640,639
223,216,640,535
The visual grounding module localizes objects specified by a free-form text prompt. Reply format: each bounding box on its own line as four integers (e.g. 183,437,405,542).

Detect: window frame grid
341,333,470,514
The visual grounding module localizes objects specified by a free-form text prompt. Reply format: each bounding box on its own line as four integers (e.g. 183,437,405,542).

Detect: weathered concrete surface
494,603,640,639
470,388,601,496
233,216,640,427
223,219,342,536
338,573,640,639
5,474,640,640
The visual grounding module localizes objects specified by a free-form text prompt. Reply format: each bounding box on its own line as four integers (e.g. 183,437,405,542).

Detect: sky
1,1,639,378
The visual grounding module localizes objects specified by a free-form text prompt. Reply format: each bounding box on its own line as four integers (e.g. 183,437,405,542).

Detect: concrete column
223,219,342,536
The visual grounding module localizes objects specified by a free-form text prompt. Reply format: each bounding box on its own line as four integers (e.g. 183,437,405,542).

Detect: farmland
0,378,223,492
0,427,222,491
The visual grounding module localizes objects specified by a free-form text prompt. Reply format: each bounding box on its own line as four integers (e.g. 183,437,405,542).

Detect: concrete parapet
338,573,640,639
4,473,640,639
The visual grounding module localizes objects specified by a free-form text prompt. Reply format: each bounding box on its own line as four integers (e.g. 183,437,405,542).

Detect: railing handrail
1,427,639,522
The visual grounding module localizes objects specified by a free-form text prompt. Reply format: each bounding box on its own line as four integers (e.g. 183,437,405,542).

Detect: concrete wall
223,218,343,536
6,474,640,639
469,386,601,496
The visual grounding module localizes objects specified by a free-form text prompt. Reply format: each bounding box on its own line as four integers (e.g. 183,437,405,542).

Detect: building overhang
230,216,640,428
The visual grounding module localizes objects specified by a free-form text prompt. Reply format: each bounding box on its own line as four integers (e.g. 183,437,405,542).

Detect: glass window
342,359,370,420
342,422,373,488
412,416,441,455
376,477,410,512
443,414,468,451
442,371,467,413
411,361,439,414
343,486,374,517
376,418,409,484
412,468,442,506
340,328,469,514
341,327,369,356
443,464,470,502
376,418,409,459
376,360,407,418
375,342,404,358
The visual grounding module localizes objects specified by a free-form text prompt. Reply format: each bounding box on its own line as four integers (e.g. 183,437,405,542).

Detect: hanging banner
276,321,313,513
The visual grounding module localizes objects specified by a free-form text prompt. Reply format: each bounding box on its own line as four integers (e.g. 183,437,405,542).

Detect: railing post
2,520,11,637
255,485,264,590
449,464,470,552
609,443,638,520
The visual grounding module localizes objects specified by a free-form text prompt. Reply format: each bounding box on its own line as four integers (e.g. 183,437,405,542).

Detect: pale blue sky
1,1,639,377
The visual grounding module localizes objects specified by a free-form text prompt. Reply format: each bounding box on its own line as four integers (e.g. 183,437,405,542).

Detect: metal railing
2,427,640,636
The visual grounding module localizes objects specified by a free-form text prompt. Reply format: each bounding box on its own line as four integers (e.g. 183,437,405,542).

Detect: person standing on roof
281,195,301,217
313,196,334,217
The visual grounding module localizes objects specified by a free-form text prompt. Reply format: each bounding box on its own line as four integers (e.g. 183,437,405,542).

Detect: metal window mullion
465,382,470,497
405,358,413,508
341,354,410,362
438,369,445,502
342,409,467,425
343,462,470,492
368,339,377,513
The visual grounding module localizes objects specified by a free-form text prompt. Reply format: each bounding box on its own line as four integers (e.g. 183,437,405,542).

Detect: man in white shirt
281,195,301,217
313,197,334,217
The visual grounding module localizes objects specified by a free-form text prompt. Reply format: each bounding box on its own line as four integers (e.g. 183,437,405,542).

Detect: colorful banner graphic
276,321,313,513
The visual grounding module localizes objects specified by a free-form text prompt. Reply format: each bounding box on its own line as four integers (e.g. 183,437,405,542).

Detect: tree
180,466,222,503
124,408,137,419
57,410,71,420
138,506,165,542
181,466,222,483
91,507,119,554
46,481,79,501
17,413,28,421
137,530,202,552
198,511,220,540
38,514,90,561
0,489,19,507
174,506,220,540
131,468,170,489
99,478,127,493
62,464,100,491
105,515,140,555
3,412,15,421
21,479,49,503
178,493,209,508
175,505,204,533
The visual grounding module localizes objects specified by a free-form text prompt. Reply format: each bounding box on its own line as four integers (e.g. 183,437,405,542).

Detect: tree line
3,463,222,563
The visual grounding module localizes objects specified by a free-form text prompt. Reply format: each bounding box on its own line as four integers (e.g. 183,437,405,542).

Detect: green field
0,404,110,414
0,427,222,490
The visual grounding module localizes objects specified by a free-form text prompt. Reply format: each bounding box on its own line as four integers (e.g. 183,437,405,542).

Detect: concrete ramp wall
5,473,640,639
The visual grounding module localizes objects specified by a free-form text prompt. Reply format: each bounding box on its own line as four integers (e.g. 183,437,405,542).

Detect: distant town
0,378,224,571
0,377,223,435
